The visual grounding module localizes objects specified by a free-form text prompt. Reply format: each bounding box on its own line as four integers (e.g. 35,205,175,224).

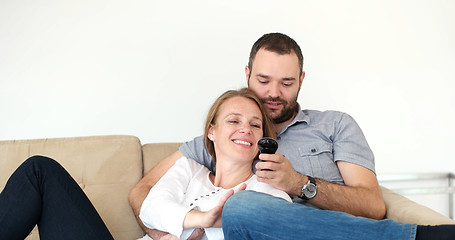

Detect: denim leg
0,155,113,240
222,191,417,240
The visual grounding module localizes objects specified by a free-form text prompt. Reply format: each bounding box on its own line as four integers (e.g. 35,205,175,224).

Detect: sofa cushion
0,135,144,240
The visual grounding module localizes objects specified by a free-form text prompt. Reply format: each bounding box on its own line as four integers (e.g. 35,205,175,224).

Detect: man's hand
184,183,246,229
145,229,175,240
255,153,386,220
151,232,178,240
255,153,304,196
187,228,205,240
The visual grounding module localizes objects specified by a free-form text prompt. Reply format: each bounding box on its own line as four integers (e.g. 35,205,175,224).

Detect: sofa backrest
142,142,182,175
0,135,144,240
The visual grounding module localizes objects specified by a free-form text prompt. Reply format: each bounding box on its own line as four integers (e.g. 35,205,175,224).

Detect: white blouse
139,156,291,240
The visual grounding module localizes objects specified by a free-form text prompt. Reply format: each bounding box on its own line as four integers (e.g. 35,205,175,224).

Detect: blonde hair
204,88,276,162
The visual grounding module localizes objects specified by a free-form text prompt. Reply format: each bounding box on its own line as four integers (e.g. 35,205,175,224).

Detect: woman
0,88,288,240
138,88,291,239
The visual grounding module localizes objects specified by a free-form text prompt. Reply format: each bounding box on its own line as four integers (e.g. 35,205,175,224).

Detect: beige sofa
1,135,454,239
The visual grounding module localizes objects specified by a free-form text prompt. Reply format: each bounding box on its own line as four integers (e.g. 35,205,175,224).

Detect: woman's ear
208,124,215,141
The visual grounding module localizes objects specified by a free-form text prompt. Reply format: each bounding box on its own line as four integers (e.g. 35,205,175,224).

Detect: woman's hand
183,183,247,229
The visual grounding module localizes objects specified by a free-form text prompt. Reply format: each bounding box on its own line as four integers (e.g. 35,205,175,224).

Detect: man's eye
283,82,292,87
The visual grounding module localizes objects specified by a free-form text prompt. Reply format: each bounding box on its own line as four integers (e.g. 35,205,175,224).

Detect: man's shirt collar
278,104,309,135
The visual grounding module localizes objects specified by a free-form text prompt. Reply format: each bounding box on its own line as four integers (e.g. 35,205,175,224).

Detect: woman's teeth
233,140,252,146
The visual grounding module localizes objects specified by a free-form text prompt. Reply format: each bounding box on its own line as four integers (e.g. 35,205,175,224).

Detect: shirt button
311,148,316,153
277,136,281,140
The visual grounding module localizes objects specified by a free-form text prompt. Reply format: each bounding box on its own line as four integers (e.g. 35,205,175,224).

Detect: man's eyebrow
256,73,296,81
256,73,270,79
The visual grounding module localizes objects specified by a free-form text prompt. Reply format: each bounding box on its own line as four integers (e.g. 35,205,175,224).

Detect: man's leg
0,155,113,240
222,191,416,240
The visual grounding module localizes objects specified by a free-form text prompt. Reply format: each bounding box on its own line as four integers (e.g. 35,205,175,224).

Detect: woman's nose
239,124,252,134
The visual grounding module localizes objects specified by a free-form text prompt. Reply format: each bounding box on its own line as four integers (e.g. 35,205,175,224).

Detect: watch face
304,184,317,198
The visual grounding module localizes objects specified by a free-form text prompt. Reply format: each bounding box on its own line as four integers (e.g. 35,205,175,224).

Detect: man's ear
245,65,250,85
299,71,305,87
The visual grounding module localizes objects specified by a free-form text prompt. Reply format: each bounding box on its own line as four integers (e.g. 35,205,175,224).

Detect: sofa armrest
381,186,455,225
0,135,145,240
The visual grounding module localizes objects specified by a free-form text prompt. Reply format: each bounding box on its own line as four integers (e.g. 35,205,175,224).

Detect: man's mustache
261,97,287,105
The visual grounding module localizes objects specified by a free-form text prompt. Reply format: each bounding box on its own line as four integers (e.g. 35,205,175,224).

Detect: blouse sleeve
139,156,203,237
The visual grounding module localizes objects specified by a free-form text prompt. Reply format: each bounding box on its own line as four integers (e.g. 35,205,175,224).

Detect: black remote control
258,137,278,154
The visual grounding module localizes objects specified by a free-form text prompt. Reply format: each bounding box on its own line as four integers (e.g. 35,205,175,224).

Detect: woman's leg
222,190,416,240
0,155,113,240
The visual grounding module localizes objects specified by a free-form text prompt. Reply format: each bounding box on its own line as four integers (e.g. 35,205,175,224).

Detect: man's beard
262,96,299,124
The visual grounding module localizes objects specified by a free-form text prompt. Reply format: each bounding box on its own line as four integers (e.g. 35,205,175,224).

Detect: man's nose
268,82,280,98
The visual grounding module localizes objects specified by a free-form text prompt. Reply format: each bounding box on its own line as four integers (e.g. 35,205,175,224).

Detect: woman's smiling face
208,96,263,163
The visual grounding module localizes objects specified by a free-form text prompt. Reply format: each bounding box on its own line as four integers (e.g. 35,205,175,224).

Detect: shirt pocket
298,142,342,183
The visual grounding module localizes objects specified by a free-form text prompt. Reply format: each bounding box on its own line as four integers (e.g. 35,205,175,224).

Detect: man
130,33,454,239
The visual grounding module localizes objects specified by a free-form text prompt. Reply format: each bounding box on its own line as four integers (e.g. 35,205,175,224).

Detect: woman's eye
228,120,238,124
251,124,261,129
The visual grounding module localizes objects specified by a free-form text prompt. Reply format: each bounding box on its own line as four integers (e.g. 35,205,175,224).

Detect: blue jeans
0,156,113,240
222,191,417,240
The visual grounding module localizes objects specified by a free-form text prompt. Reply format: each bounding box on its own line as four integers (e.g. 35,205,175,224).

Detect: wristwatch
300,176,317,200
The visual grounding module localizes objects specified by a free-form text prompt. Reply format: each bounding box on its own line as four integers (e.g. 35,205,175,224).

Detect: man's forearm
309,178,386,220
129,181,155,234
129,181,183,239
284,160,386,220
128,150,183,237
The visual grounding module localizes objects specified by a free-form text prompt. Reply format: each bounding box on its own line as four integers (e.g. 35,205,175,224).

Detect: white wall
1,0,454,213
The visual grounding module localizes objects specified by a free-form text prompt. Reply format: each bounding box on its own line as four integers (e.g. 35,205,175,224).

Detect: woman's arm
183,184,247,229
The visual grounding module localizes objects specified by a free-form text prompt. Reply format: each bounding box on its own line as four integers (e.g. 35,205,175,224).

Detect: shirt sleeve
332,113,376,173
247,177,292,202
179,135,216,172
139,156,204,237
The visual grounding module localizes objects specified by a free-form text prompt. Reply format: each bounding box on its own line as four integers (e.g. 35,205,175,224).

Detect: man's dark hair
248,33,304,77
